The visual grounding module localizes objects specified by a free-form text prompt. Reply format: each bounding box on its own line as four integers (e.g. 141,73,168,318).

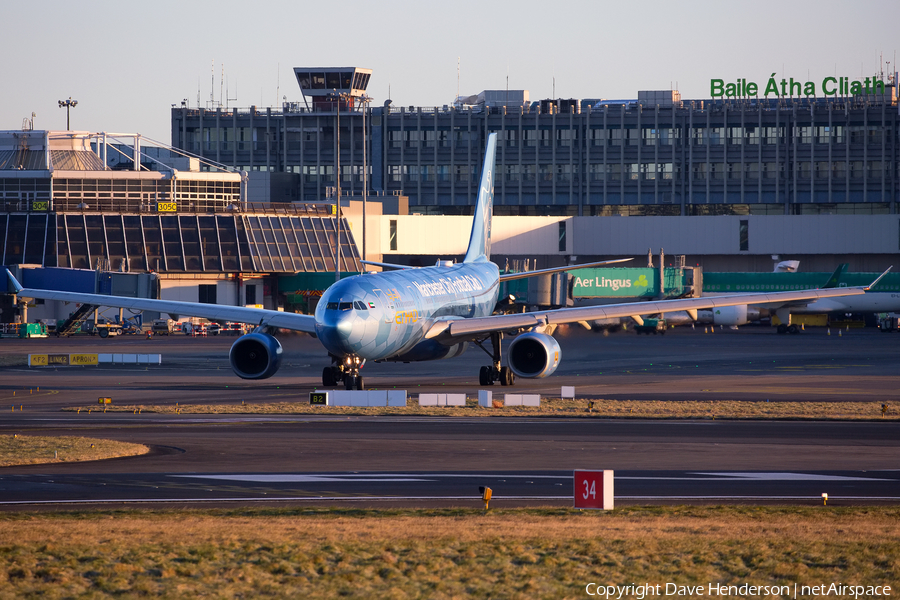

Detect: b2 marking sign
573,470,614,510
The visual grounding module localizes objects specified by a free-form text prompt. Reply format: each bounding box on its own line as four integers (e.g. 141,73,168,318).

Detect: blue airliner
7,134,879,390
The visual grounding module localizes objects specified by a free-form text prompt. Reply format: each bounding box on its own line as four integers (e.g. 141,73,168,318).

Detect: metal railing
4,198,340,216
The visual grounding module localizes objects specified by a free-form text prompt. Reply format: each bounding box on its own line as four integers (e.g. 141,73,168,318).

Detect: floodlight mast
328,90,352,283
360,94,371,266
58,97,78,130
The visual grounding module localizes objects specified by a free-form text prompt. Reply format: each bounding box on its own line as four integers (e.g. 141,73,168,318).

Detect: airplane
6,133,886,390
703,263,896,333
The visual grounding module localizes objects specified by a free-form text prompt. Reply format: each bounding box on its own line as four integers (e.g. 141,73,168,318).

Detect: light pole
329,91,350,283
360,94,371,266
58,97,77,130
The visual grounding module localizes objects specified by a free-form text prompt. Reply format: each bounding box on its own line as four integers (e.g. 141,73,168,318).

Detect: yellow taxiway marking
3,390,59,400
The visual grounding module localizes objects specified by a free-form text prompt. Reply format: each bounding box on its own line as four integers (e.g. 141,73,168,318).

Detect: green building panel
571,268,685,298
703,272,900,293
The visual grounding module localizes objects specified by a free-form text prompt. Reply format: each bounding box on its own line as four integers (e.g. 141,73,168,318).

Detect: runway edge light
479,486,492,510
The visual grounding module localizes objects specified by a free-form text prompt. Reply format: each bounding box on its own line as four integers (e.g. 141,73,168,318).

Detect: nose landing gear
322,355,365,390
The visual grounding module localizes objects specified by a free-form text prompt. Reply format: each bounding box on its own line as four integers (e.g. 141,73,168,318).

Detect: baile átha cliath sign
710,73,889,99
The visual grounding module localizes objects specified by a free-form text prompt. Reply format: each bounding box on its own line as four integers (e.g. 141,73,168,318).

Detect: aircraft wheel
499,366,515,386
344,376,356,391
322,367,335,387
788,324,799,334
479,366,492,386
355,377,365,391
776,324,788,334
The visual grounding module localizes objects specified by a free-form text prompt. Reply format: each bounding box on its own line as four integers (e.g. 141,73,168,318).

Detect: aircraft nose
317,311,355,354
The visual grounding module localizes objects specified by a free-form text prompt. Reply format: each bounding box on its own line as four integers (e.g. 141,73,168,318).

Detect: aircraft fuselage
315,260,500,362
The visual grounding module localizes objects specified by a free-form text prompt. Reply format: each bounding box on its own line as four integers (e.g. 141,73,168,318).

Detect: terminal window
739,220,749,252
199,284,217,304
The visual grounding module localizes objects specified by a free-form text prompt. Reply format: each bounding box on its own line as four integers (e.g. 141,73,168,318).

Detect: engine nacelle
711,305,762,326
712,305,748,326
229,332,283,379
508,331,561,379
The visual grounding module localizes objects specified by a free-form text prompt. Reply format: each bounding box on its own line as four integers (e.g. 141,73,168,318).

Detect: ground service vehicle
151,319,175,335
635,318,667,335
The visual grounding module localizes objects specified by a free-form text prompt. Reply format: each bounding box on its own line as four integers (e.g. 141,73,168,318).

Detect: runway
0,326,898,507
1,470,897,508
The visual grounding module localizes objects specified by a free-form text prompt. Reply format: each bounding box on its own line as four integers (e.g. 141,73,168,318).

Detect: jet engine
229,332,283,379
711,305,762,326
507,331,561,379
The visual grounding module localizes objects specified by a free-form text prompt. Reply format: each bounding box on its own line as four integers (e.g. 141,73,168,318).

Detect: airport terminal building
3,67,899,328
170,68,899,218
166,67,900,273
0,130,362,323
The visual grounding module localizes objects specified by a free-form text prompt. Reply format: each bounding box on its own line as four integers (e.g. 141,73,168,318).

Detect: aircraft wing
426,286,868,341
7,272,317,334
498,258,632,282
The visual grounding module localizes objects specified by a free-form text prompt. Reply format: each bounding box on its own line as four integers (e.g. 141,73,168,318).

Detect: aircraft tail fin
463,133,497,263
822,263,849,288
5,269,23,294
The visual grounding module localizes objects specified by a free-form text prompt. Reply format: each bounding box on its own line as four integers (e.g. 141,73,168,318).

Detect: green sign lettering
709,72,886,99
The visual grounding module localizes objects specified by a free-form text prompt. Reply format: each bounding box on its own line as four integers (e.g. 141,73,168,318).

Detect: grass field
64,398,897,421
0,436,149,467
0,506,896,599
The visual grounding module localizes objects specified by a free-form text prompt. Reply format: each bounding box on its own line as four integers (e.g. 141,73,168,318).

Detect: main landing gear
776,324,800,334
322,354,365,390
475,332,516,386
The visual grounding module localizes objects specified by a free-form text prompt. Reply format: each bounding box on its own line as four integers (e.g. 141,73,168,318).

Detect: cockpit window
327,300,367,311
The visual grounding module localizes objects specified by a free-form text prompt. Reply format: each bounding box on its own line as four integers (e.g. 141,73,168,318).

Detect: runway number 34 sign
573,470,614,510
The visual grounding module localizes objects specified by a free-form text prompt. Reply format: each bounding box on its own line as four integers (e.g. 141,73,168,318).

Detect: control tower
293,67,372,110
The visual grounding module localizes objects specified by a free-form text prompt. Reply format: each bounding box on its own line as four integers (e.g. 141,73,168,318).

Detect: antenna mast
224,64,237,108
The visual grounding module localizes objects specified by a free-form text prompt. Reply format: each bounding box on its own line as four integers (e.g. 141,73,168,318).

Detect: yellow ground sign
29,354,98,367
69,354,99,366
28,354,48,367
